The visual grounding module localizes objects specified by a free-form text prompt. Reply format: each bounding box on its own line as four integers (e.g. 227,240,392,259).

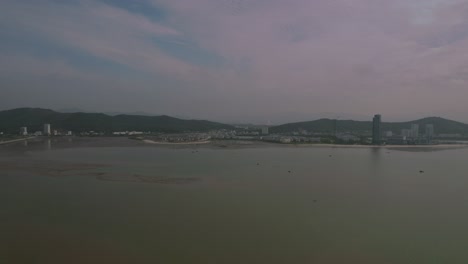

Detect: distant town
1,113,467,146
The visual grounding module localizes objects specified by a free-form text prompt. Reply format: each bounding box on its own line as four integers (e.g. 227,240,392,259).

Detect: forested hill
0,108,232,133
270,117,468,135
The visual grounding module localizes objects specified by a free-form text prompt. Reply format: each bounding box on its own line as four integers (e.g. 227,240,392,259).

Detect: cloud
1,0,468,122
152,0,468,117
0,0,202,77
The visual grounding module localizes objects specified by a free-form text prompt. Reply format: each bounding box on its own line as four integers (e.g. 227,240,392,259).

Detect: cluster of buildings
262,135,321,144
372,114,436,145
18,124,72,137
400,124,434,140
78,131,105,136
8,115,460,146
112,131,146,136
209,127,270,140
146,133,211,143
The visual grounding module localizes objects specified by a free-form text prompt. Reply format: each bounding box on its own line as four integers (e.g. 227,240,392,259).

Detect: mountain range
1,108,467,136
271,117,468,135
0,108,232,133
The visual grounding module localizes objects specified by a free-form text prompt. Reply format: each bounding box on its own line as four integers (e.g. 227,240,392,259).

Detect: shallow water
2,138,468,264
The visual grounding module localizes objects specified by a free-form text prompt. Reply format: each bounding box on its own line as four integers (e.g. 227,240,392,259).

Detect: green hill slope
0,108,232,133
271,117,468,135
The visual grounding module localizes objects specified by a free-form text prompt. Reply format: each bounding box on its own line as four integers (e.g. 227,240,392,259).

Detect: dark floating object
329,155,332,157
419,170,424,173
256,163,260,166
313,200,317,203
288,170,291,173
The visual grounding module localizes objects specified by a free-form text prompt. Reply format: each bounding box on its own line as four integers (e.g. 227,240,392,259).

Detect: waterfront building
439,133,462,138
385,131,393,137
425,124,434,139
401,129,411,139
19,127,28,136
372,114,381,145
261,127,269,135
410,124,419,138
43,124,51,135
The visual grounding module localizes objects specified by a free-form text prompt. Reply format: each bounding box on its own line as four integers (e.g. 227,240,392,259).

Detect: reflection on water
369,147,382,174
370,146,382,161
45,138,51,150
2,139,468,264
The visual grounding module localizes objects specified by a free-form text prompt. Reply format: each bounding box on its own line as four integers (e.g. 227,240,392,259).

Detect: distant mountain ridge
2,108,468,136
0,108,233,133
271,117,468,135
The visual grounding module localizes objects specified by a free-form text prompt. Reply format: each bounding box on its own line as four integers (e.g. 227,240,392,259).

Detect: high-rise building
401,129,411,138
261,127,269,135
19,127,28,136
372,114,381,145
425,124,434,139
410,124,419,138
43,124,51,136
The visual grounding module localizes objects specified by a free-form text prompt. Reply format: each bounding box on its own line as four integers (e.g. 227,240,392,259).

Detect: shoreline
141,138,468,149
139,137,468,148
293,143,468,149
0,136,36,145
142,139,211,145
3,136,466,150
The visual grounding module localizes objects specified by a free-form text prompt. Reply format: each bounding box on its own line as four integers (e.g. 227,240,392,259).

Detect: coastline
3,136,466,151
0,136,36,145
140,137,468,148
142,139,211,145
294,143,468,149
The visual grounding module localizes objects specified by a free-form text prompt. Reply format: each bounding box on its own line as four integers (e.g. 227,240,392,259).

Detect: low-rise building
337,133,359,142
438,133,462,138
401,129,411,138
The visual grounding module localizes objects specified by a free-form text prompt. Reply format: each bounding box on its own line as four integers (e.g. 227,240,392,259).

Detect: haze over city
2,0,468,124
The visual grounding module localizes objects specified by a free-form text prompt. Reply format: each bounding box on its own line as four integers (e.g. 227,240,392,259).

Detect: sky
1,0,468,124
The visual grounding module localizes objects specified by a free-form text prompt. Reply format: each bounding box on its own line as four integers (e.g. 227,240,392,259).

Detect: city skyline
6,112,444,146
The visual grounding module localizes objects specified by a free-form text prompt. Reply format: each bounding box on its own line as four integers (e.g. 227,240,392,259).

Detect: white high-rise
410,124,419,138
20,127,28,136
43,124,51,135
425,124,434,138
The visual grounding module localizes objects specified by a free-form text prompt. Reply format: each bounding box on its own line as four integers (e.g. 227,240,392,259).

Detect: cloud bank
1,0,468,123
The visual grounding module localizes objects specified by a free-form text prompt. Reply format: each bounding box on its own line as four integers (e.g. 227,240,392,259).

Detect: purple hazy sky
1,0,468,124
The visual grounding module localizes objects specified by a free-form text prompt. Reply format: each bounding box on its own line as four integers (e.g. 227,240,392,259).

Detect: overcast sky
1,0,468,124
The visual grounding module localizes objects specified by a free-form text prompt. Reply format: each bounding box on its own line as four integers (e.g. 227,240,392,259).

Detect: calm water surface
2,138,468,264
